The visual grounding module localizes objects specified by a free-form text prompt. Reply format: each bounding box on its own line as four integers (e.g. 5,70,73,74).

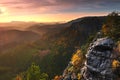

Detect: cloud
20,0,120,8
23,0,120,13
0,0,120,15
0,7,5,14
0,9,2,14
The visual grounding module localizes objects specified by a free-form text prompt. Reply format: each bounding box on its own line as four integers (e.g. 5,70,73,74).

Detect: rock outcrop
61,35,120,80
81,37,115,80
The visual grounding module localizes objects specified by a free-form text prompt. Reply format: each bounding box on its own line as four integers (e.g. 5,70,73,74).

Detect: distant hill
0,22,38,30
27,16,105,42
0,27,13,31
27,23,70,36
0,16,106,80
59,16,105,46
0,29,40,51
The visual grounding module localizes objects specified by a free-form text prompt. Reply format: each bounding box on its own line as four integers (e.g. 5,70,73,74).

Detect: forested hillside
53,12,120,80
0,16,107,80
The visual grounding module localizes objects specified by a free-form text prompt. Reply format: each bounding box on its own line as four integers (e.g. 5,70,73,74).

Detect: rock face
81,37,115,80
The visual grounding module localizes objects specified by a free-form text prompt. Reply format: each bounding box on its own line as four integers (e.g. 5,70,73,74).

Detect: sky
0,0,119,22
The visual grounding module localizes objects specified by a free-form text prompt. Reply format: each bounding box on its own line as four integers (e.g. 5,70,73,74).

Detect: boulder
81,37,115,80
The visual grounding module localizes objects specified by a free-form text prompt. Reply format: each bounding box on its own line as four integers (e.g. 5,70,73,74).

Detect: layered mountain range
0,16,106,80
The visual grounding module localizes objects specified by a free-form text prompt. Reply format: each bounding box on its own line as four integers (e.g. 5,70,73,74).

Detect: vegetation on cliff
53,11,120,80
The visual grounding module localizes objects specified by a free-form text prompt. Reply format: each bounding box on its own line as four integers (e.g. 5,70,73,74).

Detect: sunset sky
0,0,119,22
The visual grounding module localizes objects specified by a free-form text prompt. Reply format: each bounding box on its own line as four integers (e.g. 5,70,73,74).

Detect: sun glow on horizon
0,7,6,12
0,0,119,23
0,4,111,23
0,12,108,23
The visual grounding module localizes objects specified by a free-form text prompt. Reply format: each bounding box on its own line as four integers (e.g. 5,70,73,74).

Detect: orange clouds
0,0,119,22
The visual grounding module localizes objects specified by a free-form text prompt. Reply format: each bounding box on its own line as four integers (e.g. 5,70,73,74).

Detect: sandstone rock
81,37,115,80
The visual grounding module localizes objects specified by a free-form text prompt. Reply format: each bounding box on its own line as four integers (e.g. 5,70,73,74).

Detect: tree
102,11,120,40
53,75,63,80
16,63,48,80
71,50,83,67
102,24,110,36
16,75,22,80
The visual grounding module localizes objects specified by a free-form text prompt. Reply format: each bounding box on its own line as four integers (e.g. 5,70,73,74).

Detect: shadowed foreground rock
81,37,117,80
60,34,120,80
